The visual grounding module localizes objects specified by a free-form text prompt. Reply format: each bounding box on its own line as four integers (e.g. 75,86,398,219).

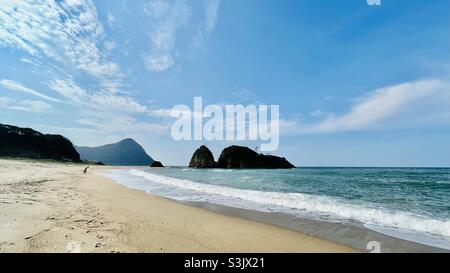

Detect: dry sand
0,159,357,253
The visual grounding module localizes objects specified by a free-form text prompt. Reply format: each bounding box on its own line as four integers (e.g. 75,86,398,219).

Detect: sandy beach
0,159,358,253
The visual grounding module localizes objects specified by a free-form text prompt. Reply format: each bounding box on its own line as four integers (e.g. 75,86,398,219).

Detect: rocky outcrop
0,123,80,162
217,146,294,169
188,145,295,169
189,145,216,168
150,161,164,167
256,154,295,169
217,146,259,168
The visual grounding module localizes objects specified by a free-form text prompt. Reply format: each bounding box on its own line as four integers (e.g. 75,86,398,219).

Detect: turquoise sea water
105,167,450,249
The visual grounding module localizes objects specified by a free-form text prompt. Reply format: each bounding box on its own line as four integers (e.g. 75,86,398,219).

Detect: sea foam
124,169,450,241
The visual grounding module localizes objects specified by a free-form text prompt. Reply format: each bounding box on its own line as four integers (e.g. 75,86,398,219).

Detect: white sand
0,159,358,253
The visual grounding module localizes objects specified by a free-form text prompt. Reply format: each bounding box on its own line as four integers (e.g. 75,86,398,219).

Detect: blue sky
1,0,449,166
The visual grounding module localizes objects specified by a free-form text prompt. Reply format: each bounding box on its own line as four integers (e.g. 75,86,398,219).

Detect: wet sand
189,202,447,253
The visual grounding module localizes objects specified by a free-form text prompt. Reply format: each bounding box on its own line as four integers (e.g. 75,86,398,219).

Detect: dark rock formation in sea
76,138,154,166
217,146,295,169
188,145,295,169
189,145,216,168
0,123,80,162
150,161,164,167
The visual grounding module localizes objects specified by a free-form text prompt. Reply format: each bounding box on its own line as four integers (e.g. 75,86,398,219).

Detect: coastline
105,167,450,253
102,167,448,253
0,159,357,253
1,159,447,253
186,201,447,253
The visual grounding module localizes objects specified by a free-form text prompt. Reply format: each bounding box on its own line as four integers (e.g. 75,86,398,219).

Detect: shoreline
103,167,450,253
0,159,357,253
1,159,447,253
184,201,447,253
102,168,447,252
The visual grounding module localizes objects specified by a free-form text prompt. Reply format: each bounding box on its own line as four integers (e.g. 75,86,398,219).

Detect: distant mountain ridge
76,138,154,166
0,123,80,162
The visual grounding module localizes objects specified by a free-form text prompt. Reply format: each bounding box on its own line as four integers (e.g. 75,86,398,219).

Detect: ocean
104,167,450,250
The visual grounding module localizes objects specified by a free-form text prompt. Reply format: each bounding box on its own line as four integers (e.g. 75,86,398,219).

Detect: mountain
0,123,80,162
75,138,154,166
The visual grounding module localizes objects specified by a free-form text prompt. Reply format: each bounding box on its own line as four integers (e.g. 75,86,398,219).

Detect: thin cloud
11,100,52,113
0,97,15,108
204,0,221,32
231,88,261,104
0,79,61,103
0,1,151,119
0,96,52,113
0,0,130,102
0,0,120,79
77,116,169,135
47,79,88,104
281,80,450,135
91,94,148,113
107,11,116,29
143,0,191,72
104,40,117,52
143,0,221,72
310,110,325,117
48,78,148,113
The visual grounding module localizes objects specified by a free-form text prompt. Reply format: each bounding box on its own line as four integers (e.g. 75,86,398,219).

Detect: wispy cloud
104,40,117,52
35,116,169,147
231,88,261,104
0,0,119,79
90,94,148,113
310,110,327,117
143,0,221,72
48,78,148,113
106,10,116,29
10,100,52,113
34,124,118,147
0,96,52,113
143,0,191,72
0,0,134,99
0,79,61,103
47,78,88,103
281,80,450,135
0,1,152,126
192,0,221,49
77,116,169,135
45,77,169,139
204,0,221,32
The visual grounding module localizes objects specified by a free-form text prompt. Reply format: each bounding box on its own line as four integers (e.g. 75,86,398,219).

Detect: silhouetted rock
150,161,164,167
257,154,295,169
189,145,215,168
188,145,295,169
217,146,295,169
217,146,259,168
0,123,80,162
76,138,154,166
